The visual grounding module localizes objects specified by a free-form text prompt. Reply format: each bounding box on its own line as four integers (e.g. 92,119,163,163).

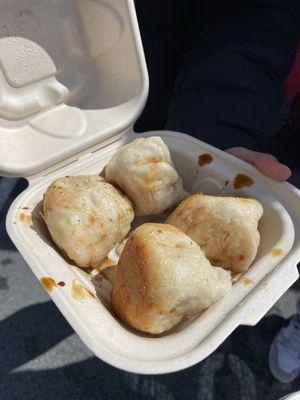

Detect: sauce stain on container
57,281,66,287
19,212,33,227
242,277,253,285
198,154,213,166
268,248,283,257
102,257,114,268
94,257,115,272
233,174,254,189
41,277,57,292
71,280,95,301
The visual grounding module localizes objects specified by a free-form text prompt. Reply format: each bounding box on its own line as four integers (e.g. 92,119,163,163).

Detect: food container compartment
6,130,300,374
1,0,300,374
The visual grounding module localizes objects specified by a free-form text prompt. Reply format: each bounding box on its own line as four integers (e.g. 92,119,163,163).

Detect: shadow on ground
0,178,28,251
0,300,299,400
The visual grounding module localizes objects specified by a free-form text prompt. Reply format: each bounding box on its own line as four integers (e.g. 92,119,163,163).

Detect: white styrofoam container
1,0,300,375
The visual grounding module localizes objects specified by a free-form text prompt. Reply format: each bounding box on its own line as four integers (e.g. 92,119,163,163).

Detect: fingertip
277,164,292,181
255,156,291,181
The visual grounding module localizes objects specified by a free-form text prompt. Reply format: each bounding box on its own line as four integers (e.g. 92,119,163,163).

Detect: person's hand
226,147,291,181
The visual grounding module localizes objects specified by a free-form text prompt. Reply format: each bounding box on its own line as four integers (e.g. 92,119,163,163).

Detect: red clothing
285,45,300,108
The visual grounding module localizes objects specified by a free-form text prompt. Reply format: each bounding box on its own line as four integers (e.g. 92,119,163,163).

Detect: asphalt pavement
1,175,300,400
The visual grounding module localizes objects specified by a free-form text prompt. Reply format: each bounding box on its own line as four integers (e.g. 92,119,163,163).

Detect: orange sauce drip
40,277,57,292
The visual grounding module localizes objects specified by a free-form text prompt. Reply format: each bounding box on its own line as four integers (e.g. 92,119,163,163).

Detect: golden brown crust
112,223,232,334
112,228,155,332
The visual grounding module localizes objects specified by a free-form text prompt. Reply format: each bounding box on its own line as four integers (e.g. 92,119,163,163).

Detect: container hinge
26,129,133,185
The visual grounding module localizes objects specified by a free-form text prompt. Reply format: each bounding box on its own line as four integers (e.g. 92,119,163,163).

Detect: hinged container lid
0,0,148,177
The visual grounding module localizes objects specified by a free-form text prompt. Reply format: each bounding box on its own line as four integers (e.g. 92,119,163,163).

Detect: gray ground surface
1,175,300,400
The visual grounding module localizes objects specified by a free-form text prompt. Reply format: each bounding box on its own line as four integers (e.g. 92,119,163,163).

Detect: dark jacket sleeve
166,1,300,151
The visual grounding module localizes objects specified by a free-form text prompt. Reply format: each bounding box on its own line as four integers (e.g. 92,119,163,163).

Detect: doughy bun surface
44,176,134,268
112,223,231,334
105,137,186,216
167,194,263,273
